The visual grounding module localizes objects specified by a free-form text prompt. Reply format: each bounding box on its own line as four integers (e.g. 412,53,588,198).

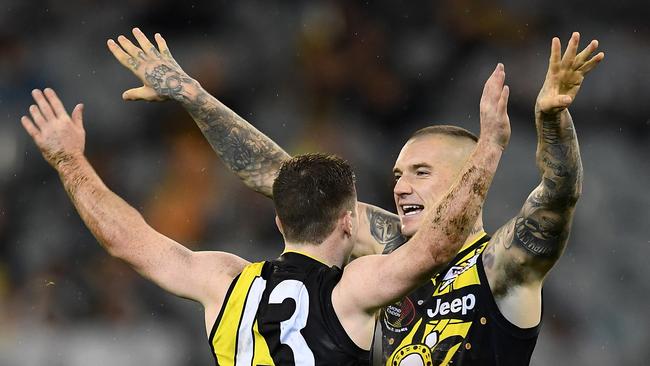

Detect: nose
393,175,413,197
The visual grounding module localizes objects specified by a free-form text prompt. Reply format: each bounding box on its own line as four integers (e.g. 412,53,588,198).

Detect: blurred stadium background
0,0,648,365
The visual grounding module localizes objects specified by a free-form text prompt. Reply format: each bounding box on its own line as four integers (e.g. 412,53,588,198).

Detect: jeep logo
427,294,476,317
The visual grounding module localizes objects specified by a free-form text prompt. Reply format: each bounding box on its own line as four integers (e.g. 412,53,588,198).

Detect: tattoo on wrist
541,117,561,145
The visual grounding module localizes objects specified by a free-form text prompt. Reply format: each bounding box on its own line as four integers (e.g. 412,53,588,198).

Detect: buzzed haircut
409,125,478,143
272,153,356,245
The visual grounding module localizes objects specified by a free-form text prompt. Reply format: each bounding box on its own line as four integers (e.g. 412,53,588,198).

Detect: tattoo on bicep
512,211,563,258
364,208,406,254
482,240,496,269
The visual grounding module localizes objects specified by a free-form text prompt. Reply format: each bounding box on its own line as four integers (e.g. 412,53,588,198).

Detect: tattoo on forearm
364,208,406,254
184,93,288,196
142,62,289,197
507,110,582,259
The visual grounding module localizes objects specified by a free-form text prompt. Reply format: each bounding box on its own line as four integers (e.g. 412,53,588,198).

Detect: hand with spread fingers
107,27,197,102
536,32,605,115
21,88,85,168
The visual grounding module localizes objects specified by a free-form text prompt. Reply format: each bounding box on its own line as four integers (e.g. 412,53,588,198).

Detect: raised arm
107,28,288,197
107,27,405,255
20,89,248,328
333,64,510,348
483,33,604,328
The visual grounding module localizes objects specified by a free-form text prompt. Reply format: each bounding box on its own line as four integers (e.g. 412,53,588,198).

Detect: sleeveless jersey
379,232,540,366
209,251,370,366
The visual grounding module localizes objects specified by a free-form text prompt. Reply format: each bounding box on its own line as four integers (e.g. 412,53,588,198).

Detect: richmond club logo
383,296,416,333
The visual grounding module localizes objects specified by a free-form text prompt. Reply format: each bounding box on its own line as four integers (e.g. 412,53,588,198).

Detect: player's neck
465,217,485,246
283,239,348,268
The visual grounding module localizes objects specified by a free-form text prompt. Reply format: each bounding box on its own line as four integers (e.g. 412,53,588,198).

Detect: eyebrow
393,162,432,174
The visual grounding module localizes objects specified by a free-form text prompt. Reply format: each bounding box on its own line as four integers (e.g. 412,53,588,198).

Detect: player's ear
275,215,285,237
341,210,353,238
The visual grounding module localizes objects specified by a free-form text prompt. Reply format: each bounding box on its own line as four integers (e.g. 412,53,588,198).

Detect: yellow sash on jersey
211,261,275,366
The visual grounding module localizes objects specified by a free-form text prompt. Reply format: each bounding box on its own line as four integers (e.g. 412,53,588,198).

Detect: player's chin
400,214,423,238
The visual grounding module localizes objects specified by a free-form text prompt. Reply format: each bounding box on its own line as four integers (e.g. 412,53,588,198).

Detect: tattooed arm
483,32,604,328
107,28,287,197
108,28,403,255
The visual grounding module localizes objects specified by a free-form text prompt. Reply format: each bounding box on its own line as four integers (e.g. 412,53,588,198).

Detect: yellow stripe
458,230,486,252
211,261,268,366
252,319,275,365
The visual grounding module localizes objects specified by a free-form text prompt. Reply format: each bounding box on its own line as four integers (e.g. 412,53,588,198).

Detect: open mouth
401,204,424,216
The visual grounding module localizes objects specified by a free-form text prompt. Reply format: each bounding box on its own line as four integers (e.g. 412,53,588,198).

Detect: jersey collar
281,249,329,266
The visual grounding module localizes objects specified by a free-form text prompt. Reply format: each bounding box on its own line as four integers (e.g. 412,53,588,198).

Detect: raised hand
536,32,604,114
107,28,197,102
479,63,511,149
21,88,85,168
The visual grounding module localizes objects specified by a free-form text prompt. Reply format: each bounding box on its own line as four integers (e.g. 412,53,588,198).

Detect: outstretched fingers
31,89,56,120
108,39,136,69
28,104,46,129
122,86,160,101
561,32,580,69
549,37,561,74
71,104,84,126
577,51,605,74
574,39,599,67
43,88,69,119
21,116,40,139
482,64,505,103
498,85,510,117
154,33,175,60
132,28,159,57
117,35,144,59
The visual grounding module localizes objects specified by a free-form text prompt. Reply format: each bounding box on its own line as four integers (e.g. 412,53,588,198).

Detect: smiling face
393,133,477,238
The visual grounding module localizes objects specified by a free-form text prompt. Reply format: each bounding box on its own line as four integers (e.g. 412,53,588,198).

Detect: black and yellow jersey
379,232,540,366
209,251,369,366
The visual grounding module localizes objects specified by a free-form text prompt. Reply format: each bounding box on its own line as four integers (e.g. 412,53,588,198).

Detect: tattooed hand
21,89,85,169
536,32,604,115
107,28,198,102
